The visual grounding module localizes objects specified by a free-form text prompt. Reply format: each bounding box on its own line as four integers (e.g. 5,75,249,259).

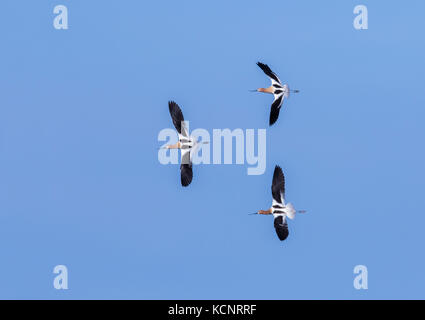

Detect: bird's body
253,165,305,241
164,101,205,187
254,62,299,126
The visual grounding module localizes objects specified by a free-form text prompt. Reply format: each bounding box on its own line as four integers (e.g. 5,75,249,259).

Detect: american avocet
250,165,306,241
162,101,208,187
251,62,299,126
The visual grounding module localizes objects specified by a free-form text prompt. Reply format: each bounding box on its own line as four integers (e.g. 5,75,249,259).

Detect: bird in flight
251,62,299,126
250,165,306,241
161,101,208,187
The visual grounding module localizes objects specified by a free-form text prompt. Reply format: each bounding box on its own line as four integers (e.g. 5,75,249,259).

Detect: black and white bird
251,165,306,241
252,62,299,126
162,101,207,187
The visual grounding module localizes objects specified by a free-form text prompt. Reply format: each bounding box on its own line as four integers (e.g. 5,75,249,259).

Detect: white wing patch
272,196,285,208
272,92,285,107
272,213,287,221
180,121,189,138
270,77,281,87
181,147,191,165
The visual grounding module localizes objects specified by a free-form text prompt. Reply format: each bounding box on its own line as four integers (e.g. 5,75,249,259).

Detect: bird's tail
285,203,296,220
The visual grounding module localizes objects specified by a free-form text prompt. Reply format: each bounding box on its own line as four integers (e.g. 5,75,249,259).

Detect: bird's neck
258,209,272,215
167,142,181,149
258,86,274,94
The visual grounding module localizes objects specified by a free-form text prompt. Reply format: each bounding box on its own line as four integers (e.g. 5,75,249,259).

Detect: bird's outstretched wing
181,146,191,165
168,101,188,137
274,215,289,241
180,163,193,187
269,93,284,126
257,62,282,86
271,165,285,204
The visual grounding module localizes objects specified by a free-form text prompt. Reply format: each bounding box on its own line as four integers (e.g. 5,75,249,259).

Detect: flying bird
161,101,208,187
252,62,299,126
250,165,306,241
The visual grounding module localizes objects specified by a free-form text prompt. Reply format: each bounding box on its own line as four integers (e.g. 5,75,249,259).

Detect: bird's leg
166,142,181,149
258,209,272,215
258,86,274,94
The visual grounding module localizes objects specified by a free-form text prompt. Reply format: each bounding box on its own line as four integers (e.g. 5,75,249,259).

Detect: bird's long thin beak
291,89,300,93
249,89,258,92
248,213,258,215
297,210,307,214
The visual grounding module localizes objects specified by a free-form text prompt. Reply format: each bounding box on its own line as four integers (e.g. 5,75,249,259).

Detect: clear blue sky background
1,0,425,299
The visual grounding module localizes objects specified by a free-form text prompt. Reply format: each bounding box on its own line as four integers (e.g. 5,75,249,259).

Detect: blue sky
1,0,425,299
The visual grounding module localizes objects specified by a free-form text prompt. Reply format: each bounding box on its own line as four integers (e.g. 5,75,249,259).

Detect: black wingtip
269,107,280,126
168,101,185,134
181,179,191,187
256,61,267,69
274,216,289,241
168,100,176,111
180,164,193,187
273,165,284,180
